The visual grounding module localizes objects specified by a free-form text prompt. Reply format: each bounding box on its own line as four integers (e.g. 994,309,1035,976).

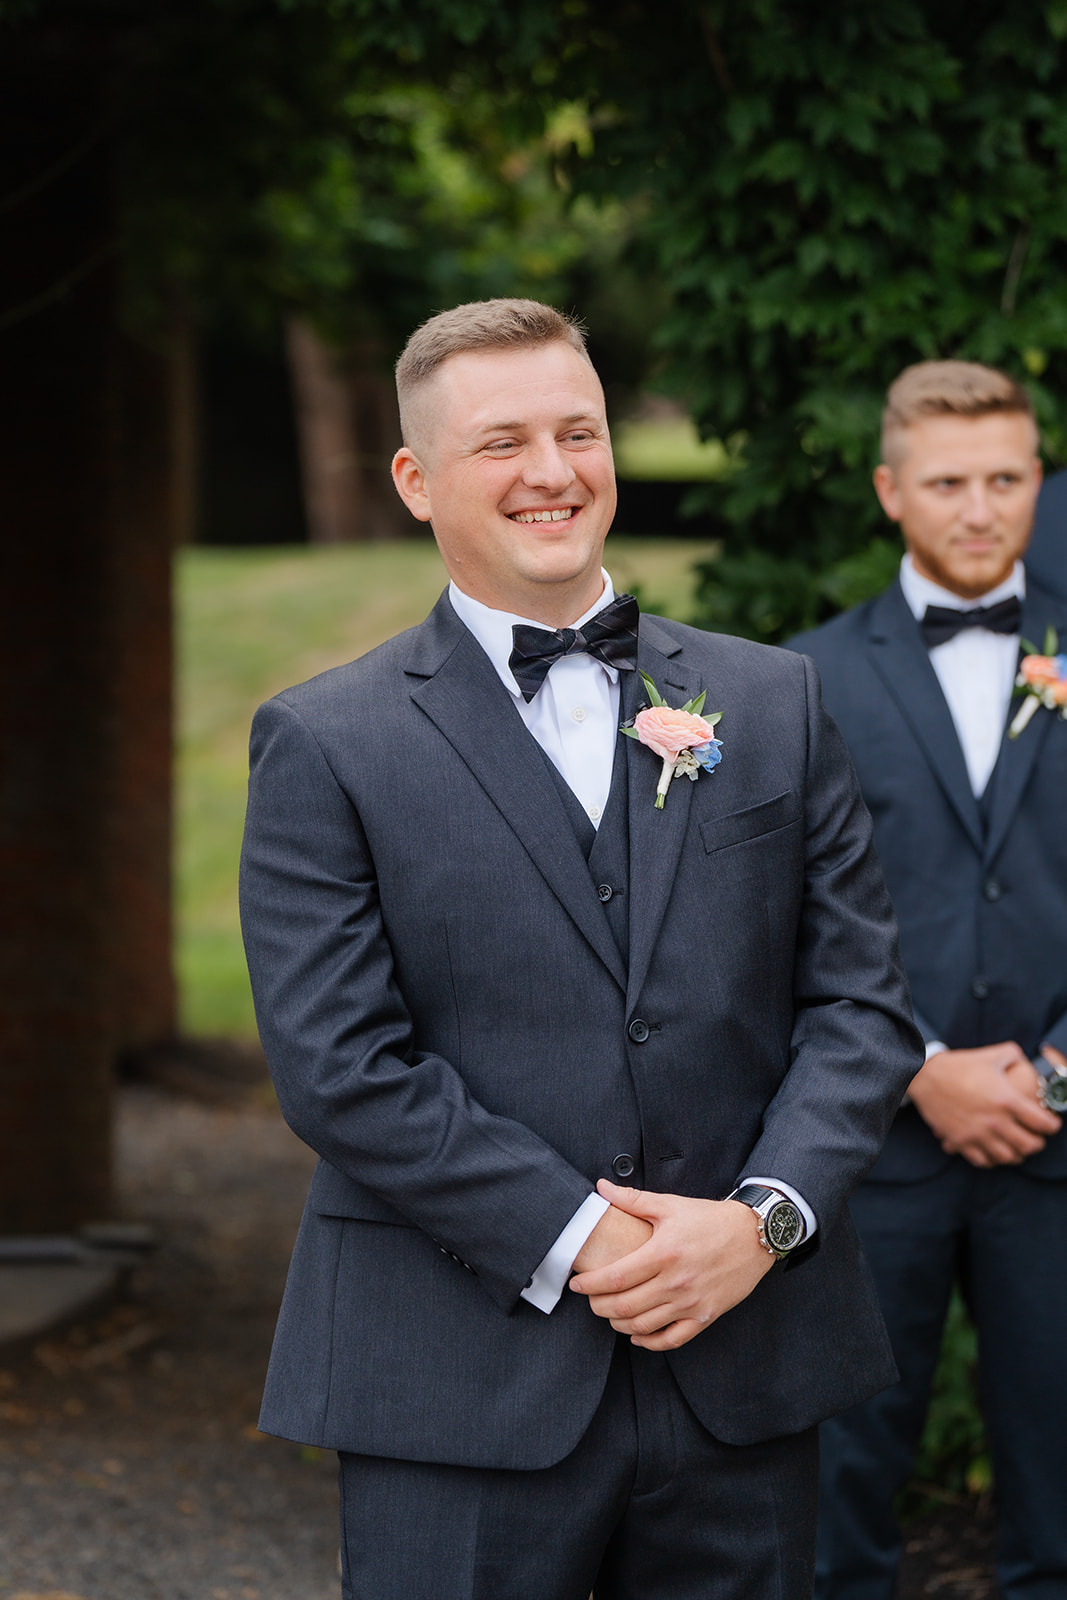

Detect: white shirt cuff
520,1193,610,1313
925,1040,948,1061
742,1177,817,1241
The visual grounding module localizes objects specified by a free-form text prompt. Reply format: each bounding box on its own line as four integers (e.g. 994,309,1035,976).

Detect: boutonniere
1008,627,1067,739
621,671,723,809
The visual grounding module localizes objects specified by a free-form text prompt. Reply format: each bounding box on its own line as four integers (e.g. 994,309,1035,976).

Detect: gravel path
0,1077,997,1599
0,1082,339,1600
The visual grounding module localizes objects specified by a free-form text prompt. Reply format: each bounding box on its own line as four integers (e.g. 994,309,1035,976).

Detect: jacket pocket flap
699,790,800,854
308,1159,415,1227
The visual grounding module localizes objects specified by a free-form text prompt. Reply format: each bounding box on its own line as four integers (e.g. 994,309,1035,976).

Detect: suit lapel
405,594,627,992
866,583,984,853
625,618,706,1010
982,580,1067,866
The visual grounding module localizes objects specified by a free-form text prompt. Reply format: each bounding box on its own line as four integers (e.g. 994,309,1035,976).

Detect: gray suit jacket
239,594,921,1467
792,575,1067,1183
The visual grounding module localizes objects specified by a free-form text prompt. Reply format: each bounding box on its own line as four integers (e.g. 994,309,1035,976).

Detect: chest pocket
699,790,801,854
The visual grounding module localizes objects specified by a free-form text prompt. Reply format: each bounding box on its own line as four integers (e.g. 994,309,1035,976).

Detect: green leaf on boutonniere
620,725,641,740
1020,636,1039,658
1044,625,1059,657
683,690,707,716
639,671,666,708
705,711,722,726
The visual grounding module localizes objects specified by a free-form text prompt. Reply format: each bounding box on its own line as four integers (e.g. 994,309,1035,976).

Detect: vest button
628,1018,650,1043
597,883,614,903
612,1153,635,1178
971,977,990,1000
983,879,1004,902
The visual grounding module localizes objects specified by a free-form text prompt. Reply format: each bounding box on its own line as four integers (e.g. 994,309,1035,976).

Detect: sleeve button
628,1019,650,1043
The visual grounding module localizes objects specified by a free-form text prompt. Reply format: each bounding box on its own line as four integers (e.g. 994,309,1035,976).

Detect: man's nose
521,438,576,492
961,484,995,526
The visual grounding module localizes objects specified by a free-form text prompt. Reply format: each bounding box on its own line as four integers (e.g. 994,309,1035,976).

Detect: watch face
765,1200,803,1253
1043,1074,1067,1114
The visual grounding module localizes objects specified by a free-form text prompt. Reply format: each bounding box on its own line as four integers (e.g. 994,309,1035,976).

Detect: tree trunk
349,342,410,541
286,316,365,543
106,328,177,1063
286,318,411,542
0,22,176,1233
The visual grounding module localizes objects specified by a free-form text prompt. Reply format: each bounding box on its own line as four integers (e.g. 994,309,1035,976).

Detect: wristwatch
727,1183,806,1259
1033,1055,1067,1114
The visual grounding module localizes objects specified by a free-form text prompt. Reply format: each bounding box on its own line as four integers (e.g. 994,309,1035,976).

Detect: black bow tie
920,595,1022,649
508,593,640,702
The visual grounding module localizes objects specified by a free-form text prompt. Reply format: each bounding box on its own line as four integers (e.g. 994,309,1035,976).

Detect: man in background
792,361,1067,1600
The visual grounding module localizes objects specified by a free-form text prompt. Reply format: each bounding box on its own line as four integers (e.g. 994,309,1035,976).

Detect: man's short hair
882,360,1035,464
395,298,590,452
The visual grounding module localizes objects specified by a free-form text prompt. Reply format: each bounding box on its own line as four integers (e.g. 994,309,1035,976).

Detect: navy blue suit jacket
1029,469,1067,599
791,575,1067,1184
240,595,921,1467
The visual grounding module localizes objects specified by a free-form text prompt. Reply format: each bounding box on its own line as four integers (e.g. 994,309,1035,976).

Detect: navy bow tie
920,596,1022,650
509,593,640,702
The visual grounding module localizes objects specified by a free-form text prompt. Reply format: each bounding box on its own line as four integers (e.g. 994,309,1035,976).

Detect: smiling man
790,360,1067,1600
239,300,921,1600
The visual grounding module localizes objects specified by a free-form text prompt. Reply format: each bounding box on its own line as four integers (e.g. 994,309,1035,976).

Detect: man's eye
564,431,594,444
485,440,519,453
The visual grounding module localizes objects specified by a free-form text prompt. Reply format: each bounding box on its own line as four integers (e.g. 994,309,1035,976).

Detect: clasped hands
568,1179,774,1352
909,1041,1065,1168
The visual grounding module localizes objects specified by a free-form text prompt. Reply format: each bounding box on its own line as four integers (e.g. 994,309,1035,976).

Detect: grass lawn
177,536,716,1036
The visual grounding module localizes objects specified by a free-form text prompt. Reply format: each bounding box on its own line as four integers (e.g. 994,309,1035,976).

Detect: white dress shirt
899,555,1025,1059
448,574,622,828
898,554,1025,798
450,576,814,1311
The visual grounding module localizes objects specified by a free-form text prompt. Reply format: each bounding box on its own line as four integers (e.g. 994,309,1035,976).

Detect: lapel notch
866,584,985,854
625,622,705,1009
406,601,627,991
983,580,1067,864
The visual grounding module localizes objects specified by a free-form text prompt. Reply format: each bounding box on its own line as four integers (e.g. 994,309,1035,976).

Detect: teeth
510,508,575,523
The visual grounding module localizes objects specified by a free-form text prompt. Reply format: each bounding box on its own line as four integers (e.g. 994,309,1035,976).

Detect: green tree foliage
531,0,1067,637
12,3,1067,586
119,17,631,353
1,1,649,385
316,0,1067,635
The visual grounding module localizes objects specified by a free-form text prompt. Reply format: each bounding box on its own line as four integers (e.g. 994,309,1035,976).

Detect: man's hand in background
909,1041,1061,1167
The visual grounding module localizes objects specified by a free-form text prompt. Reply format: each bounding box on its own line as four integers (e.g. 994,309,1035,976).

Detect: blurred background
3,2,1067,1594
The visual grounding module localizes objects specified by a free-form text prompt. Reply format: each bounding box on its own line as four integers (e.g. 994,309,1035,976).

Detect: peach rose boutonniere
621,672,722,809
1008,627,1067,740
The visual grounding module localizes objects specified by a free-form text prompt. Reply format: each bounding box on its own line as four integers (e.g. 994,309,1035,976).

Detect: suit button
971,977,990,1000
612,1153,635,1178
628,1018,650,1043
983,879,1003,902
597,883,613,903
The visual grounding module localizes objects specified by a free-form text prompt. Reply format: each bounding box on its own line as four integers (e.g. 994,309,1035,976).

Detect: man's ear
392,447,433,523
873,462,902,523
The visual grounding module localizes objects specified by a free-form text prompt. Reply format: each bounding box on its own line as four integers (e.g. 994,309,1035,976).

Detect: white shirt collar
448,572,618,699
898,552,1025,621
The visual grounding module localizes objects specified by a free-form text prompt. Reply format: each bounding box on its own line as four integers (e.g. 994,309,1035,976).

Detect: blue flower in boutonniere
621,671,723,809
1009,627,1067,739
